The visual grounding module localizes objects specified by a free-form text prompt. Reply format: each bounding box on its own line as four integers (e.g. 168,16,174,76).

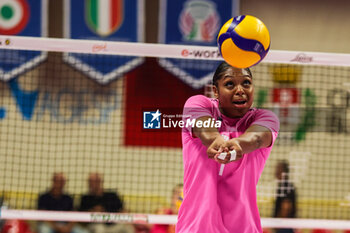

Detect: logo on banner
157,0,236,89
64,0,143,84
143,110,162,129
0,0,29,35
179,0,220,42
85,0,124,37
0,0,47,82
143,109,222,130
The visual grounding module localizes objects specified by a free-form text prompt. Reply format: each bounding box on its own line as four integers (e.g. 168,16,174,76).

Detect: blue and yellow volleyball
217,15,270,68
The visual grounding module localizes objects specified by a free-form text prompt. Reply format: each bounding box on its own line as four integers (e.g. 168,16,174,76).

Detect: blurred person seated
150,184,183,233
273,161,297,233
79,173,131,233
37,172,87,233
80,172,124,213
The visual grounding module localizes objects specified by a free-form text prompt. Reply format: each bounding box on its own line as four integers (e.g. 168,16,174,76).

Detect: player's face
213,67,254,118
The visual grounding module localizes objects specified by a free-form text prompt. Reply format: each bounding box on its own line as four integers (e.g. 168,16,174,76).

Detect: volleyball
217,15,270,68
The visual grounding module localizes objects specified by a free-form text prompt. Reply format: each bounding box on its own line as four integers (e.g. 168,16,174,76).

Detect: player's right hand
206,135,228,160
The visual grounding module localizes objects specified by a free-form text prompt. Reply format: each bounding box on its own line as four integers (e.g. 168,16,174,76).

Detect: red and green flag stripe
86,0,123,36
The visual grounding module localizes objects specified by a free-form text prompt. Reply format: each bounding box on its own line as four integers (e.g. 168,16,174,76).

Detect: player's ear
212,85,219,99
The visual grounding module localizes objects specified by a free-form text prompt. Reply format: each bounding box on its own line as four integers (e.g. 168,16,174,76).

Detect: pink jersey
176,95,279,233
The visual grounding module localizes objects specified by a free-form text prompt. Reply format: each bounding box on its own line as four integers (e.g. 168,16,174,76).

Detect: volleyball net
0,36,350,231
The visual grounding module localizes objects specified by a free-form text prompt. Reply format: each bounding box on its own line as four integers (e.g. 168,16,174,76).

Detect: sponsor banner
270,64,302,125
90,213,148,224
0,0,47,81
64,0,144,84
272,88,300,124
158,0,238,89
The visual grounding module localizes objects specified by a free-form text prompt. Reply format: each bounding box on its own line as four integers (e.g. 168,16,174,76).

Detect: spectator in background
80,172,124,213
37,172,87,233
79,172,129,233
273,160,297,233
150,184,183,233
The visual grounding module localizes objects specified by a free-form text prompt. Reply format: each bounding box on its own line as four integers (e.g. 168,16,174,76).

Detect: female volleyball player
176,62,279,233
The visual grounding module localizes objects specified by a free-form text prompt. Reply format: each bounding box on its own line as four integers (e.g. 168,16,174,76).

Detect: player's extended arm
192,116,222,147
192,116,228,159
212,124,273,166
233,124,273,154
193,117,273,162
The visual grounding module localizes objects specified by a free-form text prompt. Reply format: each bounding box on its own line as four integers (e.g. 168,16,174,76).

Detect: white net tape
1,35,350,66
1,209,350,230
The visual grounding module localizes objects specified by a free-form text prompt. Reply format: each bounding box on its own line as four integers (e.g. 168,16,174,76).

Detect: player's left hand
214,138,243,164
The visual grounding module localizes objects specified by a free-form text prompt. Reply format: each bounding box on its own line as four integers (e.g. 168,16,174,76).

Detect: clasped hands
206,136,243,164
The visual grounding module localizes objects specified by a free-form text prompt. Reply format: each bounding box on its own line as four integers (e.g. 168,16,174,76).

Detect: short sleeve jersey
176,95,279,233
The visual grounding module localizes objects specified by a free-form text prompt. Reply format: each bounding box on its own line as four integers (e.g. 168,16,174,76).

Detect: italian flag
86,0,123,36
0,0,29,35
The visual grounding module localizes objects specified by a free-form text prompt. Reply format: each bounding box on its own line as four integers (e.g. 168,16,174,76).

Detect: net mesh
0,37,350,226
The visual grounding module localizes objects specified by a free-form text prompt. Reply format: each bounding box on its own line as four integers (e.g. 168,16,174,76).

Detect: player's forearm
235,125,272,154
234,133,264,154
193,116,222,147
195,128,221,147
